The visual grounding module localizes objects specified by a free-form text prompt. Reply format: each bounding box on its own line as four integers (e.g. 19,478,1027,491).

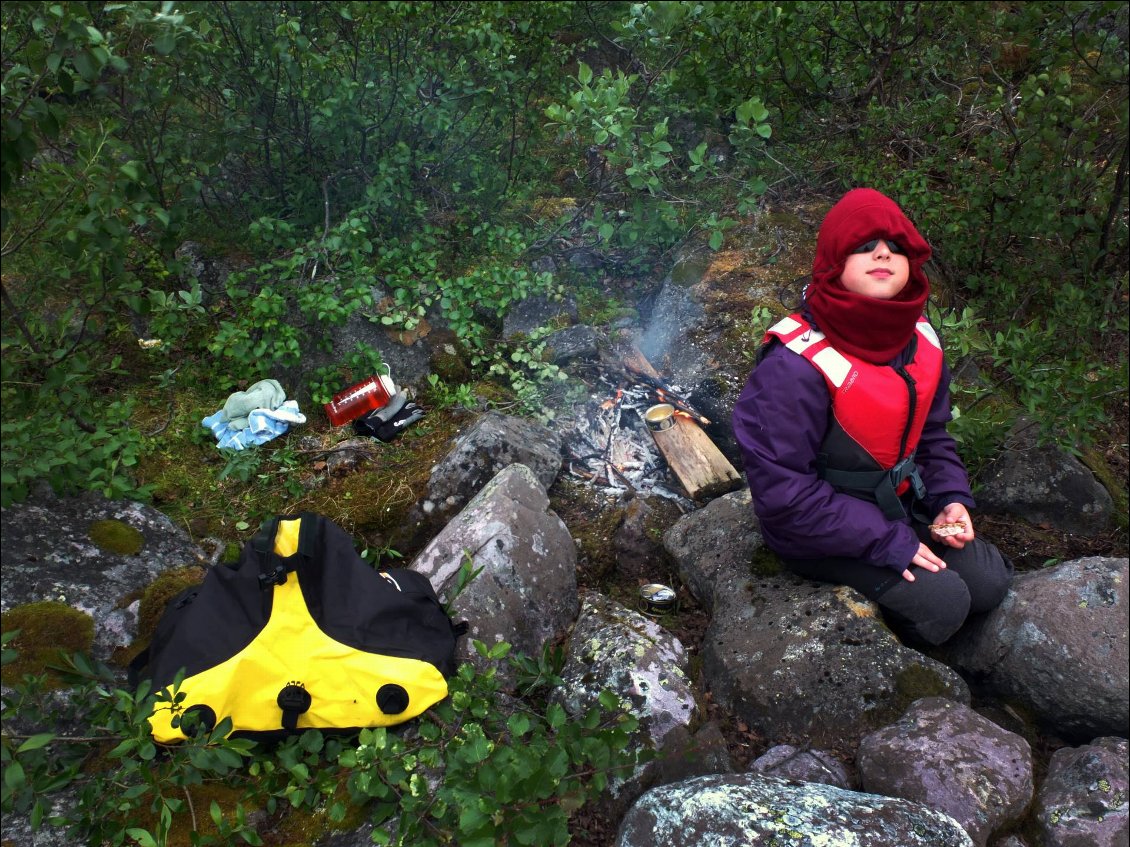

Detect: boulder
857,697,1034,847
942,557,1129,739
410,464,578,672
750,744,853,790
415,412,562,525
1,488,204,662
1033,736,1129,847
662,487,763,614
552,592,698,815
616,772,974,847
555,592,696,750
664,487,969,747
613,496,681,582
502,293,578,339
545,324,600,365
976,421,1113,534
650,721,733,788
702,577,970,748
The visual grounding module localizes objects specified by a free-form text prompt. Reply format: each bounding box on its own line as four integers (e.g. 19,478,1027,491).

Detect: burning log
618,344,742,501
650,414,743,500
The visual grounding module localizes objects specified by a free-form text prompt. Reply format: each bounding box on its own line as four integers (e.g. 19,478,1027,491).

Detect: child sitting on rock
732,188,1011,645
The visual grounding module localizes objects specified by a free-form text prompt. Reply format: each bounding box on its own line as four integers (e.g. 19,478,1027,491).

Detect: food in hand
929,521,967,538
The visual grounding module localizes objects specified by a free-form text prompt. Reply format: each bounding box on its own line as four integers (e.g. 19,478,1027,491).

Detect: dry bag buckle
258,564,288,590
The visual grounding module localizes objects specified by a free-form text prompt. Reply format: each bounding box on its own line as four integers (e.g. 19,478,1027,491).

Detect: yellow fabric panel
274,518,301,557
149,518,449,743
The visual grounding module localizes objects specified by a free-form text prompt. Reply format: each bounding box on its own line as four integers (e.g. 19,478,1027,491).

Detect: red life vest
763,313,944,517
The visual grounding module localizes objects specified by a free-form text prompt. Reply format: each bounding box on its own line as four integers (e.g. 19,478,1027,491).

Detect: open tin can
638,583,678,616
644,403,675,432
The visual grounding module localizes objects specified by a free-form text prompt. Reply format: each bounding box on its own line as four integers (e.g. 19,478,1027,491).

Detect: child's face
839,239,910,299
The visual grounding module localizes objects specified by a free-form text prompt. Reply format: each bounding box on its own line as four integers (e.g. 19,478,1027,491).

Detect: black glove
373,403,425,442
353,390,407,437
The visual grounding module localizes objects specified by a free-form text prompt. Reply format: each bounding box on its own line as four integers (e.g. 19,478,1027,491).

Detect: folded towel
202,400,306,451
221,379,287,430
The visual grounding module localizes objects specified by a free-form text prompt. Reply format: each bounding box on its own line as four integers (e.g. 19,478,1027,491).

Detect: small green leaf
125,828,158,847
16,732,55,753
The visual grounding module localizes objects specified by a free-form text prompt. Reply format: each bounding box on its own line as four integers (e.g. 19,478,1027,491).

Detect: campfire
564,345,741,509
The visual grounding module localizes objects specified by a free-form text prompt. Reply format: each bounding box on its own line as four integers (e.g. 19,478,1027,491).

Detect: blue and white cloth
202,400,307,451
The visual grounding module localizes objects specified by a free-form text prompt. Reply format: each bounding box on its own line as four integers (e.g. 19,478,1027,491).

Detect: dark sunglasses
851,238,905,255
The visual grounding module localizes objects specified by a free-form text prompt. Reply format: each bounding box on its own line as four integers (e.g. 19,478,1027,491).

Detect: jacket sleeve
732,344,920,572
916,359,976,517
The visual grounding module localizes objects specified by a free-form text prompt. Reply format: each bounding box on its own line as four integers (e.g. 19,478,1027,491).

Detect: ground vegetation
2,2,1127,844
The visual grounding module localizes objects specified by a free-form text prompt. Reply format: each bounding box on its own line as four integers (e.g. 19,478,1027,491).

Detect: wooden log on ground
615,341,742,500
650,414,743,500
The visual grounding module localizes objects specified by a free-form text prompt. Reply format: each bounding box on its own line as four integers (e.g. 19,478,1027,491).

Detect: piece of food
929,521,967,538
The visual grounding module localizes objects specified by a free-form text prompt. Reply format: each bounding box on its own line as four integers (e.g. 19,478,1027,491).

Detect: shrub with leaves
1,632,642,847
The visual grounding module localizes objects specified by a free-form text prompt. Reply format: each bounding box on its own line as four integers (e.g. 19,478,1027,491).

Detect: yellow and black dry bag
132,513,465,743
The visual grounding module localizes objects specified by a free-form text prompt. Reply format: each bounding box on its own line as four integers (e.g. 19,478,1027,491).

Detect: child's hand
930,503,975,549
901,543,947,582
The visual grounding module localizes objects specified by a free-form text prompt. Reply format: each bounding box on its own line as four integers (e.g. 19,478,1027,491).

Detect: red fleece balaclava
806,188,931,364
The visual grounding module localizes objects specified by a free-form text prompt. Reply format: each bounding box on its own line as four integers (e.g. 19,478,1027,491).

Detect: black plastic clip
258,565,288,590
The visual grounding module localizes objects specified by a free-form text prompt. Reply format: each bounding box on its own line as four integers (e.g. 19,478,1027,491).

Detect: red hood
806,189,932,364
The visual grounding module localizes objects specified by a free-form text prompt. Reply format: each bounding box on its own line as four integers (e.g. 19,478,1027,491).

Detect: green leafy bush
1,636,642,847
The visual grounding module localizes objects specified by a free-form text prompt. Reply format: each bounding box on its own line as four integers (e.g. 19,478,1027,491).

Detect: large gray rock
502,293,577,339
552,592,698,816
857,697,1034,847
417,412,562,524
545,324,600,365
555,592,696,750
664,492,968,746
1034,736,1129,847
616,772,974,847
410,464,578,671
976,421,1113,534
750,745,853,790
1,488,204,661
662,487,762,614
942,557,1129,739
702,577,970,747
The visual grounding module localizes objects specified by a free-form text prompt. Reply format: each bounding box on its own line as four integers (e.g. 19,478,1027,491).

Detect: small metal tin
638,583,678,616
645,403,676,432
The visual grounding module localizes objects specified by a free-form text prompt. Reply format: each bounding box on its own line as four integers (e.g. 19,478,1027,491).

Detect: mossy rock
750,546,782,577
1081,446,1130,534
892,664,952,713
1,601,95,681
89,519,144,556
136,566,208,642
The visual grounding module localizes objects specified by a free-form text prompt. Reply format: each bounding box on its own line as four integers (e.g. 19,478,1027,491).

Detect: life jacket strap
817,452,927,520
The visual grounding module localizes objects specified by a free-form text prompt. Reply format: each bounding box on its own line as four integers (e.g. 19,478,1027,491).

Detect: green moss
139,782,245,847
892,664,951,712
1,601,95,682
749,546,782,577
548,481,625,590
1081,446,1130,534
136,566,207,642
669,252,711,287
89,519,144,556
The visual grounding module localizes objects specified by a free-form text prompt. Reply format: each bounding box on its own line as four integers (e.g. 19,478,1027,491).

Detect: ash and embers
563,377,695,511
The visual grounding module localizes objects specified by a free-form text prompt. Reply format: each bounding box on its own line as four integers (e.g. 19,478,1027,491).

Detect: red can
324,374,396,427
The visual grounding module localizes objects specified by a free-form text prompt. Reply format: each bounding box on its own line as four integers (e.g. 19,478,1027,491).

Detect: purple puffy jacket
731,331,975,573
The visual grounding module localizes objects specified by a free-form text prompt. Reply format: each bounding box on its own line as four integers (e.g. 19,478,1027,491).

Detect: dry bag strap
276,684,311,731
251,513,321,590
817,452,927,520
